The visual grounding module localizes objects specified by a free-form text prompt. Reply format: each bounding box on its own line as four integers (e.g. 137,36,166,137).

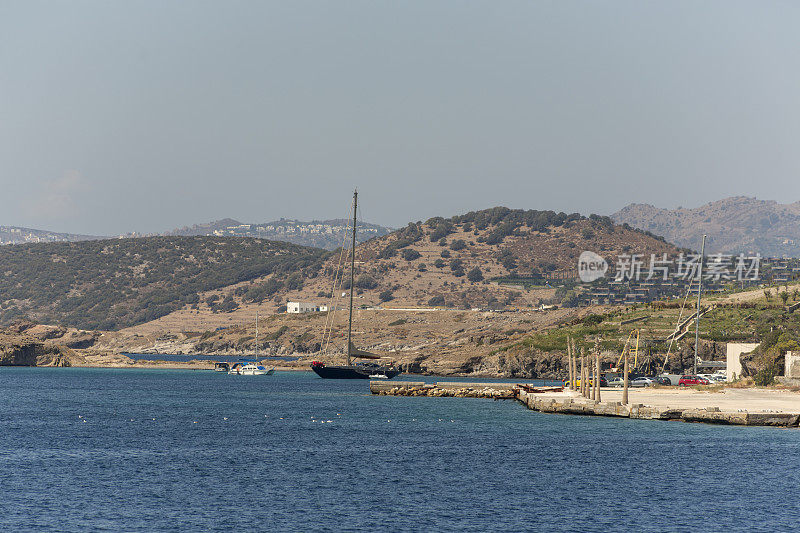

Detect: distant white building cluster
286,301,329,313
0,226,97,245
211,221,383,238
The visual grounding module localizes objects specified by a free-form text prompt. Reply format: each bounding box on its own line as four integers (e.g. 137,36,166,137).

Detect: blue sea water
1,368,799,532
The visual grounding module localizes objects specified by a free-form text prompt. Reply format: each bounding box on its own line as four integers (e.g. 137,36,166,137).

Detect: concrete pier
370,381,518,399
370,381,800,428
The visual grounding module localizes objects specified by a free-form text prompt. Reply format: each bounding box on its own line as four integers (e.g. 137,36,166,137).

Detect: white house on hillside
286,302,318,313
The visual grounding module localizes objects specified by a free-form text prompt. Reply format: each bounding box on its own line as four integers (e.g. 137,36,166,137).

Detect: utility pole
694,234,706,375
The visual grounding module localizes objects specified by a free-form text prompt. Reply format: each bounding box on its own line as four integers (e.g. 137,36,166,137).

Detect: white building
286,301,318,313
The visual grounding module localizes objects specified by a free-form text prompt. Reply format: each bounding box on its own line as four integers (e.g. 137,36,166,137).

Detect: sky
1,1,799,235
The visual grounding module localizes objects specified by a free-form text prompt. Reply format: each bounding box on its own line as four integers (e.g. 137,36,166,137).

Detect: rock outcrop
0,333,81,367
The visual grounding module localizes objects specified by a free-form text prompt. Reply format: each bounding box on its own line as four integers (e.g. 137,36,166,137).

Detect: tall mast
255,311,259,360
694,234,706,375
346,190,357,366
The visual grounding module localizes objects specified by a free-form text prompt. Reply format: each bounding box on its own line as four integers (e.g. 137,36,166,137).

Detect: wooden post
579,349,585,396
590,347,596,401
570,342,575,391
595,346,601,403
572,338,578,392
622,346,629,405
581,348,588,397
567,337,574,391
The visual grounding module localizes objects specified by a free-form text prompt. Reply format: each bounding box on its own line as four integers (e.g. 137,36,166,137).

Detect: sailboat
229,311,275,375
310,190,401,380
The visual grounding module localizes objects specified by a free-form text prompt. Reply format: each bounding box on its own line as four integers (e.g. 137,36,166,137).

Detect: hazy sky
2,1,799,235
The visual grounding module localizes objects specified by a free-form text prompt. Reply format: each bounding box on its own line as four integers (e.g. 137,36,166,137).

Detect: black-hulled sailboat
310,190,401,380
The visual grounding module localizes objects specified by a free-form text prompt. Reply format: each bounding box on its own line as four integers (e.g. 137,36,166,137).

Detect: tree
450,239,466,251
428,295,445,306
780,291,790,305
355,274,378,289
764,288,773,301
379,290,394,302
401,248,421,261
467,267,484,282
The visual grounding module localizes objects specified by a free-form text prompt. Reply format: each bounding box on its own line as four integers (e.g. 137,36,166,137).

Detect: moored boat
311,190,400,380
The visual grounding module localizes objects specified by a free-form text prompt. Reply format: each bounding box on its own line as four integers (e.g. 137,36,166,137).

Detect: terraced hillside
491,282,800,375
309,207,680,309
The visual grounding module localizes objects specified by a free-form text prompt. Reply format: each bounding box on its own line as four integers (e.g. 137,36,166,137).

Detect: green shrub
379,290,394,302
467,267,484,282
401,248,421,261
754,362,780,386
428,296,446,306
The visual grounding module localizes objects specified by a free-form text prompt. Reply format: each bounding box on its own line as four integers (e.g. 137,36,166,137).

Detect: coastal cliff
0,333,81,367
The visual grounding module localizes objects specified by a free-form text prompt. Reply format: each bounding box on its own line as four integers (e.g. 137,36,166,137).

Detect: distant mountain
0,226,103,245
612,197,800,257
166,218,393,250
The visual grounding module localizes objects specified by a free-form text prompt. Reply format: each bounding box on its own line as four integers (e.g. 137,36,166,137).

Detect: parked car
678,375,711,386
607,376,625,387
563,376,608,388
630,376,656,387
653,376,672,386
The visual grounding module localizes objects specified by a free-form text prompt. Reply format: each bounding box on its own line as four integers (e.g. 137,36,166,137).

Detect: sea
2,368,799,532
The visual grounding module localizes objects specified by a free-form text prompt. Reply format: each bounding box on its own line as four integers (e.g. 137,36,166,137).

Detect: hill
0,236,328,330
152,207,681,328
166,218,393,250
0,207,680,334
612,197,800,257
311,207,680,309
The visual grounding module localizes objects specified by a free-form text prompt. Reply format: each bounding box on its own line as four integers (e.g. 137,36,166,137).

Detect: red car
678,375,711,386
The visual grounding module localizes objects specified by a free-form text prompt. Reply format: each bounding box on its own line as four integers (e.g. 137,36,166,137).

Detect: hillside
0,236,328,330
167,218,392,250
141,207,681,332
0,207,680,335
612,197,800,256
310,207,680,309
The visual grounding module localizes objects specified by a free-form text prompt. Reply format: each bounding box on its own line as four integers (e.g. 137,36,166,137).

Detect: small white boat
369,373,389,379
230,363,274,376
241,363,261,375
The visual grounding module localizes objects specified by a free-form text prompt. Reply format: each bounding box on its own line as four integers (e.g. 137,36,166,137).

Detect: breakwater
370,381,800,428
